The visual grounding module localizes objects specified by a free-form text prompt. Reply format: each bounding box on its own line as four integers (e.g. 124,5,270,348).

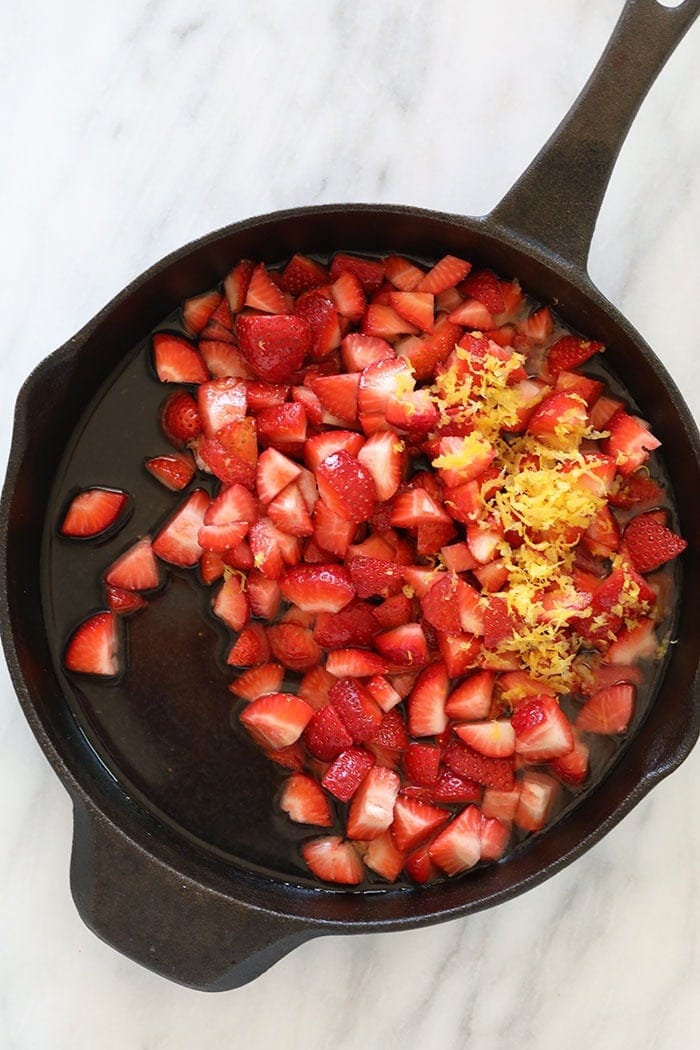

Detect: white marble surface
1,1,699,1047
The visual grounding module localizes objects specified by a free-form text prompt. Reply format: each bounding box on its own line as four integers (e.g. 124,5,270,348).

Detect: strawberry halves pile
61,250,687,887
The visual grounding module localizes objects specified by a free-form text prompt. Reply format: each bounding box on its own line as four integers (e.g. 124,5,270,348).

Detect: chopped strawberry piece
223,259,254,313
455,719,516,759
279,563,355,613
382,255,425,291
226,623,270,667
303,703,354,761
301,836,364,885
514,771,559,832
376,623,429,669
389,291,435,333
197,378,247,438
325,648,388,678
445,671,495,720
362,831,405,882
479,815,510,861
105,536,160,591
398,316,462,381
512,695,574,762
199,550,225,585
390,796,449,851
182,289,222,335
152,489,210,567
544,335,604,379
64,611,120,676
159,390,203,447
443,741,515,790
237,314,311,381
346,766,400,840
603,410,661,476
437,631,481,678
403,741,441,785
429,805,482,875
322,747,374,802
229,662,284,701
313,600,379,650
279,773,333,827
60,488,127,538
294,289,341,359
577,683,636,735
622,513,687,573
145,453,195,491
329,677,383,743
608,472,664,510
416,255,471,294
279,254,328,295
105,585,147,615
550,732,590,785
267,623,321,672
482,784,521,823
341,333,394,373
244,263,293,314
197,521,249,552
406,661,449,736
239,691,313,750
212,574,249,632
329,253,385,294
152,333,208,384
460,270,505,314
199,340,252,379
404,841,439,884
316,450,376,522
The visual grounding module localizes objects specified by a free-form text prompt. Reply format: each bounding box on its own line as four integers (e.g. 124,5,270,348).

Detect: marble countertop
1,2,699,1047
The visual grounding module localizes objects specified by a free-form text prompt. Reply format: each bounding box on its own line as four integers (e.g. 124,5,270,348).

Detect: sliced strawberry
301,836,364,885
159,390,204,447
356,431,405,501
212,574,249,632
267,482,314,537
404,841,439,884
514,771,559,832
391,489,451,529
316,450,376,522
544,335,604,379
294,288,342,359
365,674,403,713
152,489,210,567
229,662,285,701
64,611,120,676
60,488,127,538
448,298,494,329
389,796,449,852
550,731,590,785
608,471,665,510
325,648,387,677
389,291,434,333
362,831,405,882
197,378,247,438
455,719,515,759
280,563,355,613
361,304,418,340
279,254,328,295
255,447,302,504
105,585,147,615
511,695,574,762
416,255,471,294
376,623,429,668
303,703,354,761
223,259,254,313
517,305,554,343
182,289,222,335
237,314,311,381
577,683,636,734
437,631,481,678
201,297,235,342
341,333,394,372
197,426,257,488
240,691,313,749
419,573,464,633
481,784,521,823
312,502,356,558
622,513,687,573
297,665,337,710
445,671,495,720
403,741,441,785
330,270,366,322
382,255,425,291
346,766,400,840
152,333,208,384
105,536,160,591
460,270,505,314
406,661,449,736
329,678,383,744
226,623,270,667
443,741,515,790
199,550,225,585
428,805,482,875
199,340,253,380
329,253,385,294
479,815,510,861
279,773,333,827
313,600,379,650
322,747,374,802
604,619,657,665
267,623,321,672
145,453,195,491
197,521,248,552
244,263,293,314
603,410,661,476
309,372,360,424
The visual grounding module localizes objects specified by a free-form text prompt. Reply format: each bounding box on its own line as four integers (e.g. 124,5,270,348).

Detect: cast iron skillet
2,0,700,991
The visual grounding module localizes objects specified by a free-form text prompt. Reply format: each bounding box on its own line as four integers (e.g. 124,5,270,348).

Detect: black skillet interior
3,0,700,990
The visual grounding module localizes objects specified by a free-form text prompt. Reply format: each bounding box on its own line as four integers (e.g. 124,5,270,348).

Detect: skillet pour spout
2,0,700,990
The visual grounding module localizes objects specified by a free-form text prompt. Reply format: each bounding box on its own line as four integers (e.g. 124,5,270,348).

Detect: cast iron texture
1,0,699,990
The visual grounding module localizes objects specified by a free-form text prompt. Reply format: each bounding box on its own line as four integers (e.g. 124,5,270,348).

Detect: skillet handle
489,0,699,271
69,799,314,991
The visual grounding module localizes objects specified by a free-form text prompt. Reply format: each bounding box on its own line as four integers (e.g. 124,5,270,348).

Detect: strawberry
279,254,328,295
255,447,302,504
517,305,554,344
361,304,418,339
403,741,441,785
305,430,364,471
329,677,383,743
267,482,314,537
455,719,516,759
267,623,321,672
481,784,521,823
622,513,687,573
199,418,258,487
105,536,160,591
416,255,471,294
280,563,355,613
440,541,478,573
325,648,387,677
312,502,356,558
329,253,385,294
397,316,462,381
322,747,375,802
105,585,147,615
309,373,360,424
316,450,376,522
237,314,311,381
544,335,604,379
301,836,364,885
406,661,449,736
222,259,253,312
365,674,403,712
608,472,664,510
226,623,270,667
145,453,195,491
60,488,127,538
382,255,425,291
64,611,120,677
212,574,249,631
159,390,203,446
244,263,293,314
257,402,307,449
239,692,314,749
376,623,429,668
279,773,333,826
245,381,289,411
294,289,341,359
197,521,249,552
205,483,257,526
514,771,559,832
448,298,494,329
479,815,510,861
303,703,354,760
550,732,589,786
330,271,366,321
152,489,210,567
200,297,235,342
460,270,505,314
428,805,482,875
389,291,435,333
197,378,247,438
390,796,450,851
527,391,588,441
511,695,574,762
445,671,495,720
577,683,636,735
152,333,208,384
199,550,225,585
297,665,337,710
313,600,379,650
346,766,400,840
603,410,661,476
604,619,657,665
182,289,222,335
425,770,482,804
442,741,515,790
391,489,451,529
356,431,405,501
229,662,285,701
404,842,439,884
362,831,405,882
341,333,394,372
420,573,464,633
199,340,252,380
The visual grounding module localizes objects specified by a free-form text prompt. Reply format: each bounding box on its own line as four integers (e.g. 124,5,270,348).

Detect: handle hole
655,0,686,8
